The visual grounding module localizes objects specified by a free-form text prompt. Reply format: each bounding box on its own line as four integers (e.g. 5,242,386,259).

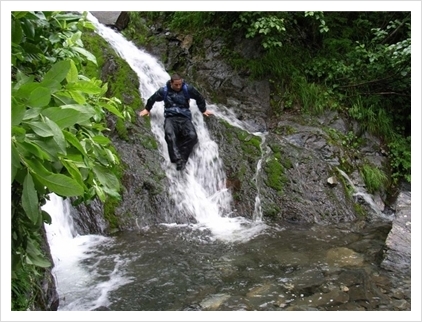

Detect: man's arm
139,88,164,117
187,85,213,116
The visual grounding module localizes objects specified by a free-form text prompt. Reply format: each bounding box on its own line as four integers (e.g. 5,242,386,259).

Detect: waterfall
336,168,392,220
84,13,267,242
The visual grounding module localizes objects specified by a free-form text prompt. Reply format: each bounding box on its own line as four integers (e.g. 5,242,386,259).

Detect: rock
200,293,230,310
326,247,364,267
381,191,411,274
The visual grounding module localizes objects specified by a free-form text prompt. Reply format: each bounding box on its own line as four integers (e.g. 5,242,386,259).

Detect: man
139,73,213,171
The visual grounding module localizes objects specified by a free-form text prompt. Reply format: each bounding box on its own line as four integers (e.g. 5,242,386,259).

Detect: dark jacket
145,80,206,120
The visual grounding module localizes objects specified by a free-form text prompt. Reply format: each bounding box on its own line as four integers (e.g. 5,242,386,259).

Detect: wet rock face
381,190,411,274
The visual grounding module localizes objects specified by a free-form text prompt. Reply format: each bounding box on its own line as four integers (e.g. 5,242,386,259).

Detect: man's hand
203,110,213,117
139,109,150,117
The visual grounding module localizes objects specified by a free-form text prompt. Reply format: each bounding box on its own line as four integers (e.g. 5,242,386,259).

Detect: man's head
170,73,183,92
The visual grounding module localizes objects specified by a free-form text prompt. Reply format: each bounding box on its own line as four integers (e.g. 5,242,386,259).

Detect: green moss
81,32,142,114
353,203,367,218
139,135,158,150
264,152,287,192
103,196,121,232
115,118,129,141
263,203,281,219
235,129,261,156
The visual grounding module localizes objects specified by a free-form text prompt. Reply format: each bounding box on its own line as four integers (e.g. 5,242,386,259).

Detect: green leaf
43,60,71,84
11,143,21,183
12,18,23,44
93,164,120,191
66,81,102,95
22,173,40,224
12,126,26,141
66,59,79,83
92,135,111,145
72,46,97,65
26,239,51,268
23,107,43,121
40,78,61,94
63,130,87,156
61,104,96,117
16,140,52,161
30,137,62,161
42,210,52,225
12,97,26,126
69,90,86,104
16,82,39,99
37,173,84,197
26,158,85,196
28,86,51,108
62,158,86,190
44,117,66,154
100,101,123,118
28,121,53,137
42,106,90,129
21,18,36,39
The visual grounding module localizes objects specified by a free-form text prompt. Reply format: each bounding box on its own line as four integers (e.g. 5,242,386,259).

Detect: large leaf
21,17,36,39
22,173,40,224
43,60,71,84
62,159,86,190
22,107,43,121
61,104,96,117
69,90,86,105
44,117,66,154
35,172,84,197
63,130,87,156
66,80,102,95
16,82,39,99
30,137,62,161
40,78,61,94
25,238,51,268
42,106,90,129
16,140,52,161
72,46,97,65
11,18,23,44
91,135,111,145
99,101,123,118
93,164,119,191
28,121,54,137
12,97,26,126
66,59,79,83
27,86,51,108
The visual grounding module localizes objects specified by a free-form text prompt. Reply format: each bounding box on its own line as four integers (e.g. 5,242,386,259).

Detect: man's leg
178,119,198,163
164,118,182,163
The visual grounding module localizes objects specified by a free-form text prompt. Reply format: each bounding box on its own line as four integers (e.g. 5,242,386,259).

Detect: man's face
171,79,183,92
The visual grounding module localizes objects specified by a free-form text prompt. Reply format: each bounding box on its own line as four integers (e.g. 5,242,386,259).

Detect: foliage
388,135,411,184
11,11,130,310
360,164,388,194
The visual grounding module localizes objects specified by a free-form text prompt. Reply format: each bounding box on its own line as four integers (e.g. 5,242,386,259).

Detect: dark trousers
164,116,198,163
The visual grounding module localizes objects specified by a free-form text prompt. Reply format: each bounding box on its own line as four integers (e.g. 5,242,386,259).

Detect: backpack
162,83,190,104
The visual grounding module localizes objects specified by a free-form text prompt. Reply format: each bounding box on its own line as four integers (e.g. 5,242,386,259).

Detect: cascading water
84,13,267,242
336,168,393,220
42,194,133,310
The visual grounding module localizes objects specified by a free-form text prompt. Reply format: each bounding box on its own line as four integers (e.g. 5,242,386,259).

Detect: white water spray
42,194,132,310
86,13,267,242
